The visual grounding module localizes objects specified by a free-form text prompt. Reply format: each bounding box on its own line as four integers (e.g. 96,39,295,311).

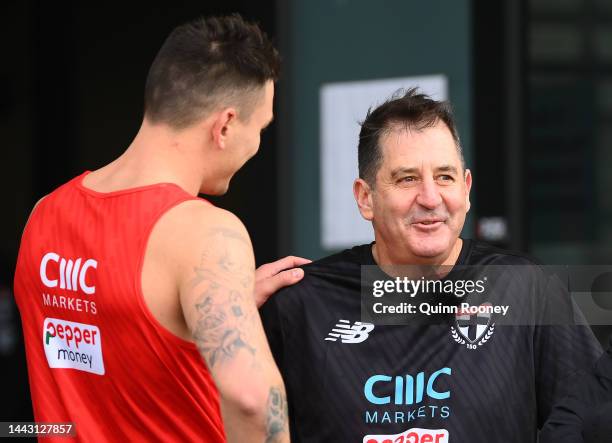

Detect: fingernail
293,269,303,278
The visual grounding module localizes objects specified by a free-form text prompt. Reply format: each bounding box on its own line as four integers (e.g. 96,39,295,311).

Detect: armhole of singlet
19,196,47,241
134,196,211,351
15,196,48,303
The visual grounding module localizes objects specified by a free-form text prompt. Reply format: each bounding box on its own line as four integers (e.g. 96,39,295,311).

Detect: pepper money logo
43,317,105,375
363,427,449,443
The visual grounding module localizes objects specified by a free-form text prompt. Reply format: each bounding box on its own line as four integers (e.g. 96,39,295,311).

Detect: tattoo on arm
190,228,257,369
265,386,289,443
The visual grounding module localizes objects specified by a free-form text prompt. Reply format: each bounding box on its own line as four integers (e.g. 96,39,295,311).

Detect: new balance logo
324,320,374,343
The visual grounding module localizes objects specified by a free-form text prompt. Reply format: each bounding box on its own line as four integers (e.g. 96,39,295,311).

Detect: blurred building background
2,0,611,424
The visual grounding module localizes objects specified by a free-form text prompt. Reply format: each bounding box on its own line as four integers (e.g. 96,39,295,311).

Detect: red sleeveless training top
14,172,226,442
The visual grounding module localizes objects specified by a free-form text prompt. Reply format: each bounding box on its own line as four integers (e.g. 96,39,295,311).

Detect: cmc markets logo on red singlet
39,252,98,294
363,427,449,443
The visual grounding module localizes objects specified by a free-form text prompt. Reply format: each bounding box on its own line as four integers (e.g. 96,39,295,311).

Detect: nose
415,177,443,209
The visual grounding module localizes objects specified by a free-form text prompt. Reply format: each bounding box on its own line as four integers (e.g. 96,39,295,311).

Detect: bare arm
178,205,289,442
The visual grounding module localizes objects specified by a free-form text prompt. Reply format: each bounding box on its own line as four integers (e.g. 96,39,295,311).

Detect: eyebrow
436,165,459,174
390,167,419,178
389,165,459,178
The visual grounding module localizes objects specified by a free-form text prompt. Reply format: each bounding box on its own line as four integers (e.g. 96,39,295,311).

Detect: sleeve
538,382,587,442
259,291,286,372
259,286,303,443
534,270,604,428
540,340,612,443
582,400,612,443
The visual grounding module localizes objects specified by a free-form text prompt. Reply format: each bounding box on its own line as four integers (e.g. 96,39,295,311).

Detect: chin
408,237,451,259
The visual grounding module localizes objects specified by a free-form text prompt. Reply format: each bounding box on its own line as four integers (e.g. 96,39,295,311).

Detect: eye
437,174,454,182
398,176,417,184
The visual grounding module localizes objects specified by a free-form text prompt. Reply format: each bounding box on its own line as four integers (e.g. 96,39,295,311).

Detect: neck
90,118,212,196
372,238,464,268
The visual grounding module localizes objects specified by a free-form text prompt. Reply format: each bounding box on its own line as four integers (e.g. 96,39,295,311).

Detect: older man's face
367,121,472,265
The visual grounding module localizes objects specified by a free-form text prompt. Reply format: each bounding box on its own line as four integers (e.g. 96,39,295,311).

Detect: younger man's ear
211,107,237,149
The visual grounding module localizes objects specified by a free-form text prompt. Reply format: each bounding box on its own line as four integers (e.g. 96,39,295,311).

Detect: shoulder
27,195,47,218
150,200,253,277
259,247,362,332
164,198,250,243
464,240,560,294
21,195,49,238
304,246,363,273
299,244,365,280
269,245,366,303
163,199,247,234
466,239,542,266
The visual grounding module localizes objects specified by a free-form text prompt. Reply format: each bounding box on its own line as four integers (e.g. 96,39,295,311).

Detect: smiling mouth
411,220,445,230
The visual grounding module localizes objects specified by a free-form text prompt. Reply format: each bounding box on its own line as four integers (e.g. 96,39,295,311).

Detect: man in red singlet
14,14,304,442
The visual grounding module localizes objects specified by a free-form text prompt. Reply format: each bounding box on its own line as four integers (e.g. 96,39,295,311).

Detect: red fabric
14,172,225,442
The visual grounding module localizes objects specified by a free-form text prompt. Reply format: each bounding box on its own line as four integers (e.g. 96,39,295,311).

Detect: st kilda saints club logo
450,303,495,350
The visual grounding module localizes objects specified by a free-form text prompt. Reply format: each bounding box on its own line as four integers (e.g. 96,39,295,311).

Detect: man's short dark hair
144,14,280,129
358,88,463,186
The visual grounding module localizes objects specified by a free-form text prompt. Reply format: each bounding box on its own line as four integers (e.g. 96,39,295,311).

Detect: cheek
443,188,469,212
374,192,414,219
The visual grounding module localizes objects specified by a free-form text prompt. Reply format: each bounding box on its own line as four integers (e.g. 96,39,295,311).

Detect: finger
260,268,305,296
287,256,312,267
260,256,312,277
254,268,305,308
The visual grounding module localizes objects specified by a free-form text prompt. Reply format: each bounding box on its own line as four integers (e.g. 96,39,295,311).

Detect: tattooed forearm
265,386,289,443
